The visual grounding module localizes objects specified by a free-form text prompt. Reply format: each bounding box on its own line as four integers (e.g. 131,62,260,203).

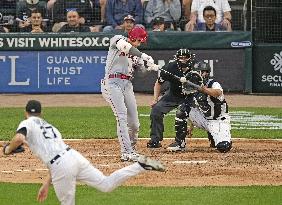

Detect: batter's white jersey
17,116,68,165
191,0,231,24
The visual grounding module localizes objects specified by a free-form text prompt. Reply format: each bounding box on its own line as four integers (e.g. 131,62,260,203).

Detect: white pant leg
49,150,82,205
189,107,209,130
77,161,144,192
207,117,231,145
101,79,110,103
103,81,133,154
124,82,139,147
189,107,231,146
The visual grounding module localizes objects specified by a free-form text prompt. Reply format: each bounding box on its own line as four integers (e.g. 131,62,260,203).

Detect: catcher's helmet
175,48,195,70
193,61,211,72
193,61,211,83
128,27,148,43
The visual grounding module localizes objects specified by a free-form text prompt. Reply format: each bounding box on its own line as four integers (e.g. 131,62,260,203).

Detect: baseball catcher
167,61,232,153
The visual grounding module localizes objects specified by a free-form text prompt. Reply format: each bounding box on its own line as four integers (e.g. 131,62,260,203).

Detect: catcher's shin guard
175,105,189,142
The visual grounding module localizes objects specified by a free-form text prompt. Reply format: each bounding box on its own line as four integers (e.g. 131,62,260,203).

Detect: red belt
108,74,132,80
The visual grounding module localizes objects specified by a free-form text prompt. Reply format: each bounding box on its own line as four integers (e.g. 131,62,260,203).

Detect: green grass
0,107,281,140
0,107,281,205
0,183,281,205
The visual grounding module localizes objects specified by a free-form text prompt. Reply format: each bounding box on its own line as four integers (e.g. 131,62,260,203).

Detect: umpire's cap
26,100,41,114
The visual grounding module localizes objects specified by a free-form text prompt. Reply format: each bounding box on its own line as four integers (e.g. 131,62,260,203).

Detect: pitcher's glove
3,143,25,155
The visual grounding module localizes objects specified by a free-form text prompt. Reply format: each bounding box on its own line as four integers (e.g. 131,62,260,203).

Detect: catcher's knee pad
216,141,232,153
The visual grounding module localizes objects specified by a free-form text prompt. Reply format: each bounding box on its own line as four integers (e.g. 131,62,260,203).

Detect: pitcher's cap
26,100,41,114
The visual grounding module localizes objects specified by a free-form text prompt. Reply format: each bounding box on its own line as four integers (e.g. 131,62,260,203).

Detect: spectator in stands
20,9,50,32
57,10,91,32
152,17,165,32
121,14,136,33
47,0,56,11
103,0,143,33
0,26,9,33
193,6,231,32
185,0,232,32
182,0,192,21
144,0,181,31
104,14,137,33
52,0,94,32
16,0,48,29
0,0,16,9
0,0,17,31
90,0,107,24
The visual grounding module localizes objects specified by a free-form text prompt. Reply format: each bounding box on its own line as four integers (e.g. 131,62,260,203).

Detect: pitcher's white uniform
101,29,156,161
189,79,231,146
17,116,146,205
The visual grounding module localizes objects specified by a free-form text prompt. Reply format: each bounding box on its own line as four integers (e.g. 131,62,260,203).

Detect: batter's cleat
138,155,166,172
120,152,140,162
166,142,186,152
146,140,162,148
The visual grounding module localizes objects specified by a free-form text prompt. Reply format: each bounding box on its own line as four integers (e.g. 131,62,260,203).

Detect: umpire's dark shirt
158,60,189,98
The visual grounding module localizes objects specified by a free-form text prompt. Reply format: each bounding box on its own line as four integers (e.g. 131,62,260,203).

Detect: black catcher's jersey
157,60,190,98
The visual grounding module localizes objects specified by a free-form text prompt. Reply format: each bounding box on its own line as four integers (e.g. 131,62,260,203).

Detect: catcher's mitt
182,71,203,95
3,143,25,155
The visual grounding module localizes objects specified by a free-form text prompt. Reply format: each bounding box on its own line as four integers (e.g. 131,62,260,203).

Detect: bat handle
186,81,202,90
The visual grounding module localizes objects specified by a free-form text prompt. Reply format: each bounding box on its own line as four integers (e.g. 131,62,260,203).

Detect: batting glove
180,77,187,83
141,53,154,64
147,64,159,71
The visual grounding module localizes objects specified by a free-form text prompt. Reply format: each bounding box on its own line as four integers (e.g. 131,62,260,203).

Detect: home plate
173,160,208,164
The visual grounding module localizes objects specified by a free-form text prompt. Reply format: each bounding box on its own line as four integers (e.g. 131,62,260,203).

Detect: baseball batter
3,100,165,205
101,27,158,162
167,61,232,153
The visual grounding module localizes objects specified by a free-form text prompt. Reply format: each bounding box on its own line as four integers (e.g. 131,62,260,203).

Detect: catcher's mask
175,48,195,71
128,27,148,43
193,61,211,84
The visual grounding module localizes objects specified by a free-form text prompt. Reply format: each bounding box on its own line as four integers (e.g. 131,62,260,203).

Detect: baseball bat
158,67,202,90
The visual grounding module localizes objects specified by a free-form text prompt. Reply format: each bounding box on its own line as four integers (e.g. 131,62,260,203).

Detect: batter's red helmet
128,27,148,43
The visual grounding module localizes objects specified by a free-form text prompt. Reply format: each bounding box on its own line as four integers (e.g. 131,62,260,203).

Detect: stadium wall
0,32,257,93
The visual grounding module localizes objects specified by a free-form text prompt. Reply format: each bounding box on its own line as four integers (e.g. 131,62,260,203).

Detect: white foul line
173,160,208,164
1,168,48,174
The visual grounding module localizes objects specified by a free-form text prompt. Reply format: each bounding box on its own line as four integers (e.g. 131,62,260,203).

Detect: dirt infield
0,93,282,186
1,139,282,186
